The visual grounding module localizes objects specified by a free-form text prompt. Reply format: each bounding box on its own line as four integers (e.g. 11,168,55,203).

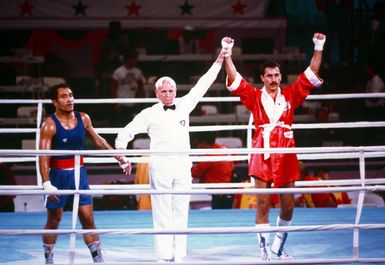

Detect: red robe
228,68,323,187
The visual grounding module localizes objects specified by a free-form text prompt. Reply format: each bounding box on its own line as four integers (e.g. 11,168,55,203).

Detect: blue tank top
51,111,85,159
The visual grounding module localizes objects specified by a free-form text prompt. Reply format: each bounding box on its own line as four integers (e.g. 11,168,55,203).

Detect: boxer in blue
39,83,128,264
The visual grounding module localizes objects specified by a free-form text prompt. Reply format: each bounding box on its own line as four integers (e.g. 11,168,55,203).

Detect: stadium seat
42,77,66,87
215,137,243,148
201,105,218,115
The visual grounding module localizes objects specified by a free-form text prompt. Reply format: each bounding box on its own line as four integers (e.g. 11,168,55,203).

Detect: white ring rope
2,145,385,156
1,179,385,192
4,121,385,135
0,92,385,105
1,186,385,196
2,149,385,164
2,178,385,193
3,149,385,164
2,121,385,135
1,94,385,264
1,223,385,236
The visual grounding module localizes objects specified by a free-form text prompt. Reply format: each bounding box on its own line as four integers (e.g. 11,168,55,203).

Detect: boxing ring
1,93,385,264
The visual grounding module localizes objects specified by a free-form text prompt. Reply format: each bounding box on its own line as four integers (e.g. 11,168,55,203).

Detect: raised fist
313,33,326,51
221,37,234,57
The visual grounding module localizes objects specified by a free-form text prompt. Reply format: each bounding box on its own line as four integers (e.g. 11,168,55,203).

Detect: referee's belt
50,156,84,169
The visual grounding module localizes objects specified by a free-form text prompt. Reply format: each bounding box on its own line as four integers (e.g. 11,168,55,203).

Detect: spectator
316,169,351,206
313,107,344,146
364,64,385,121
232,180,280,209
315,107,329,123
96,21,131,98
176,25,206,83
295,162,337,208
192,132,234,209
367,2,385,77
178,25,201,54
0,163,17,212
111,49,145,126
134,159,152,210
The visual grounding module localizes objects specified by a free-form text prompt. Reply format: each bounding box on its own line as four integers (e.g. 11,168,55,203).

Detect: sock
43,244,55,263
255,223,270,248
88,241,104,262
272,216,291,255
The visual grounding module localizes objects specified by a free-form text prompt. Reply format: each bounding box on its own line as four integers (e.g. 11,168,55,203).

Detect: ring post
353,151,366,259
69,154,81,264
35,101,44,187
247,114,255,185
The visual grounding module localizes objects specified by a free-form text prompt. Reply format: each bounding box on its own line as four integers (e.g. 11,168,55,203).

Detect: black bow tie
163,104,176,111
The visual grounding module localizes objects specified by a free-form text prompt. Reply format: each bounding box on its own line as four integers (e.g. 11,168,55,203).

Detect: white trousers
150,167,192,260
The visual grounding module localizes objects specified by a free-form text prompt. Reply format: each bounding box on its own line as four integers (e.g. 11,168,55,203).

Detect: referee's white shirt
115,61,222,172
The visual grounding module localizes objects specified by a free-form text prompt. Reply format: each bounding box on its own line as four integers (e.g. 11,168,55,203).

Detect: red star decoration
126,1,142,16
18,0,34,16
232,0,246,15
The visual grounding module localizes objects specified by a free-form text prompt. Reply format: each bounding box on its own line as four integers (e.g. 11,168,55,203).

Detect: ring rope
2,150,385,164
1,223,385,236
0,92,385,105
3,150,385,164
2,145,385,156
1,121,385,135
1,186,385,196
2,178,385,192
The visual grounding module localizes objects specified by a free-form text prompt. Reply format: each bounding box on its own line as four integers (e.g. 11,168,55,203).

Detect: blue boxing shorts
46,166,93,209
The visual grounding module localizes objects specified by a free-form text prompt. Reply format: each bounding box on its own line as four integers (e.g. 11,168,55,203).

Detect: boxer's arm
39,118,59,202
116,149,132,175
309,33,326,75
222,37,237,85
82,112,130,173
39,119,55,184
82,112,113,150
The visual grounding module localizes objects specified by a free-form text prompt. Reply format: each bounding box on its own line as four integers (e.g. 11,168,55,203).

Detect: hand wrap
313,36,326,51
119,157,130,170
43,181,58,192
221,38,234,57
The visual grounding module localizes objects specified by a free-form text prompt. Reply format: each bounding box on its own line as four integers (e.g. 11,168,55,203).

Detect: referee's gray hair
155,76,176,90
